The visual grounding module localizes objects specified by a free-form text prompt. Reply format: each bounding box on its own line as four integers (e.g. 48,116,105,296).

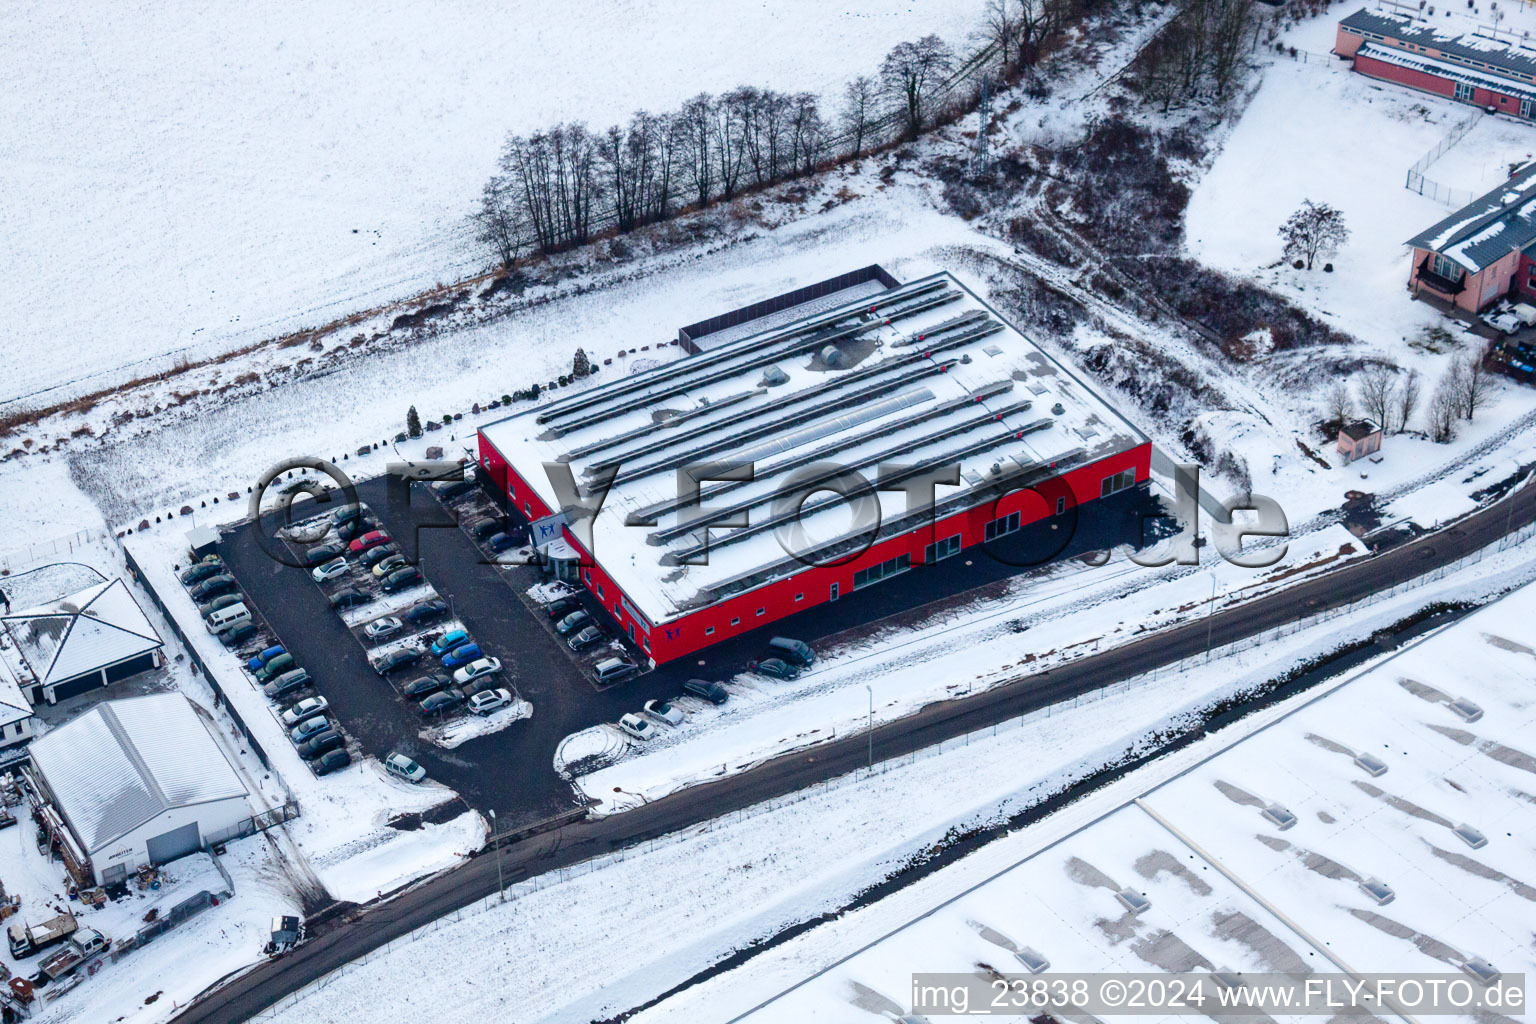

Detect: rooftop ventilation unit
1261,804,1298,830
1353,752,1389,777
1114,889,1151,915
1453,823,1488,849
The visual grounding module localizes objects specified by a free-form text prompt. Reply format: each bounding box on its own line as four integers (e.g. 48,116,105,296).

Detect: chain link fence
1405,114,1479,208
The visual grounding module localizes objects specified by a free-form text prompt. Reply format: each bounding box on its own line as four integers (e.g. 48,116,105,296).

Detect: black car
298,729,345,759
755,658,799,681
332,503,364,526
381,567,423,594
418,687,466,716
486,532,515,552
683,679,729,705
180,560,224,586
329,588,368,609
359,543,401,569
336,516,380,543
314,749,352,775
303,541,346,566
471,518,505,540
546,596,582,620
218,621,259,648
567,625,605,651
556,610,591,636
430,478,476,499
400,673,450,700
403,599,449,625
197,593,243,618
375,648,424,675
189,575,237,601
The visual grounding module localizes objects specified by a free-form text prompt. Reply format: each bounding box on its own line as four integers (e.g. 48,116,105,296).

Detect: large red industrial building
477,268,1150,665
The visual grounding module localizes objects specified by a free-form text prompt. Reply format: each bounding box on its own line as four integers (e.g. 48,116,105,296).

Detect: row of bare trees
1131,0,1261,110
474,35,965,264
1327,345,1495,444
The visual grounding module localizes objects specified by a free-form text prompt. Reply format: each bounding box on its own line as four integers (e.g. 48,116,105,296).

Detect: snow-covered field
253,528,1536,1024
1,0,981,410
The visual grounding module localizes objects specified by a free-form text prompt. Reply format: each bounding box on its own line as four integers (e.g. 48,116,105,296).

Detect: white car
384,752,426,783
364,616,403,640
1482,308,1523,335
618,713,657,741
280,696,329,727
643,699,684,727
452,657,502,685
467,688,512,715
311,558,348,583
1511,301,1536,327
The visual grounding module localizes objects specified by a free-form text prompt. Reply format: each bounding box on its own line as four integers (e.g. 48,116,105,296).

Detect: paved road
176,478,1536,1023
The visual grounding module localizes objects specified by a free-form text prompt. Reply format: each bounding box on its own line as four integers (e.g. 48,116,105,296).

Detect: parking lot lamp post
865,685,873,770
488,808,504,900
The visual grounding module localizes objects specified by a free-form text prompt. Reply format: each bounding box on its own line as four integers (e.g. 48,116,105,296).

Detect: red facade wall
1351,53,1455,99
1333,25,1364,58
479,428,1152,665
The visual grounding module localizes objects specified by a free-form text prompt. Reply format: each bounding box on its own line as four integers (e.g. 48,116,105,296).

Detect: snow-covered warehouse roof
1405,159,1536,271
0,578,162,686
1340,7,1536,81
29,693,249,855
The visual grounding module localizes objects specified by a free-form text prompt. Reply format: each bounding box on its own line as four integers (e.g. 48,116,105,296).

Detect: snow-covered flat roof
29,692,250,855
737,588,1536,1023
0,577,163,686
480,271,1145,625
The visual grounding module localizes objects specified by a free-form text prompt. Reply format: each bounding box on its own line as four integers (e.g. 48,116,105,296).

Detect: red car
348,530,391,553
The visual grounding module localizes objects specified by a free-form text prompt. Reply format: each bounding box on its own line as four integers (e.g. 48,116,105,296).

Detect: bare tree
1395,368,1421,434
842,75,879,158
1016,0,1053,69
1428,377,1459,443
1356,363,1397,433
1323,380,1353,430
473,176,520,270
1279,199,1349,270
679,93,714,207
1208,0,1257,97
881,35,955,138
983,0,1020,76
1448,345,1496,421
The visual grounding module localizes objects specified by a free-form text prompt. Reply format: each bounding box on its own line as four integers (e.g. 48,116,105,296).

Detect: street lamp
1204,574,1218,663
865,685,874,769
488,808,504,901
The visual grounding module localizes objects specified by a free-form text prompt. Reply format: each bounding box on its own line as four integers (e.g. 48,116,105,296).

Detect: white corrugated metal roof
28,693,249,854
0,579,162,686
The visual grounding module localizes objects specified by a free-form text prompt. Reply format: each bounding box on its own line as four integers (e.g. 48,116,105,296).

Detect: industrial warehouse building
26,693,251,885
0,577,164,705
478,268,1151,665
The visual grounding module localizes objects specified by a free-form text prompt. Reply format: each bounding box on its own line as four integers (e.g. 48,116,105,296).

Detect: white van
206,603,251,633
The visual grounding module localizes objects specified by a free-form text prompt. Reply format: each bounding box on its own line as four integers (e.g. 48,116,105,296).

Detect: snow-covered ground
253,525,1536,1024
1,0,982,410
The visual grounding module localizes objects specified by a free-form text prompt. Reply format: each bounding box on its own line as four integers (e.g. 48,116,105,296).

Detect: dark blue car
441,643,483,669
248,645,285,673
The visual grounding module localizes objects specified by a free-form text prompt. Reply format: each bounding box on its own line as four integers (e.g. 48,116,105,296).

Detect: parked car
643,699,684,727
546,596,583,619
311,558,349,583
197,593,243,618
348,530,391,554
430,630,470,657
381,567,423,593
189,575,237,601
384,753,426,783
555,610,591,636
364,616,403,640
403,599,449,625
329,588,368,609
359,543,400,568
471,518,505,540
263,669,311,700
1512,301,1536,327
331,503,364,527
1483,308,1524,335
219,621,259,648
254,653,296,682
418,688,466,716
335,516,381,542
289,715,331,743
314,749,352,775
303,541,345,566
755,658,799,681
179,561,224,586
298,730,345,760
451,657,501,685
467,688,513,715
618,713,657,741
683,679,729,705
567,625,605,651
485,532,516,552
400,673,450,700
280,696,330,727
371,554,409,578
430,477,476,499
375,648,423,675
766,636,814,667
592,657,640,685
441,643,483,668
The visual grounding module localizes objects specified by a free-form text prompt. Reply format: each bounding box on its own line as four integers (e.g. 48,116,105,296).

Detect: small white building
28,693,251,885
0,578,164,705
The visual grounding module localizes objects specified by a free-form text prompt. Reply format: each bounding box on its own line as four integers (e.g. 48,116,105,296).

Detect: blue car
441,643,483,669
247,645,285,673
430,630,470,657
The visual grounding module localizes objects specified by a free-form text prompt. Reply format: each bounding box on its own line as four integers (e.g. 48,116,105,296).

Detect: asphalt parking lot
218,473,1156,825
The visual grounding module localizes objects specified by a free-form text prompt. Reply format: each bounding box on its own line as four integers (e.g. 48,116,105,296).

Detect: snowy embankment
256,530,1536,1024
